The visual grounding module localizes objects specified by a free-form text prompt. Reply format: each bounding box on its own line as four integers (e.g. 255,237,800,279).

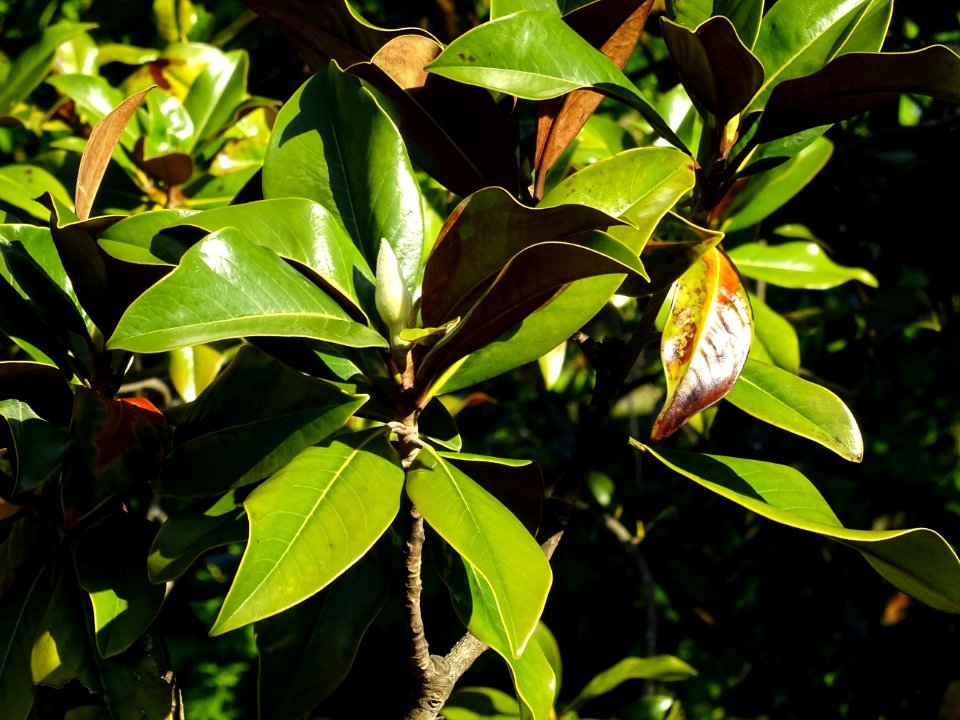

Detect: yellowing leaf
652,248,752,440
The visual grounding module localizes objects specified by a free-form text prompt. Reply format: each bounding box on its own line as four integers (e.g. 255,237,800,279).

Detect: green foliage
1,1,959,718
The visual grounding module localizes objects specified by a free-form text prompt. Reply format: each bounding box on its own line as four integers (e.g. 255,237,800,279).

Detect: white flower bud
375,240,412,350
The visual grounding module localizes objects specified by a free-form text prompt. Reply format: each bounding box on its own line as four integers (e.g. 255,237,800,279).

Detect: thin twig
406,507,432,675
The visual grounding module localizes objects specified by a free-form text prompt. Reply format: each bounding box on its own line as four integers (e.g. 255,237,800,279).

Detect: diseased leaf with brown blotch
652,247,752,440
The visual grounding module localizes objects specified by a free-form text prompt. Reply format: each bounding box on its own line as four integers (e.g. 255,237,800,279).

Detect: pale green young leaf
211,429,403,635
727,240,878,289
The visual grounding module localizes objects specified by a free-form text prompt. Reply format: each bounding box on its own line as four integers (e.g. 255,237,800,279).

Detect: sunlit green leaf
263,62,423,290
633,443,960,614
727,240,878,289
443,686,521,720
0,166,73,222
748,292,799,373
211,428,403,634
107,229,387,353
407,447,551,658
183,49,248,150
564,655,697,713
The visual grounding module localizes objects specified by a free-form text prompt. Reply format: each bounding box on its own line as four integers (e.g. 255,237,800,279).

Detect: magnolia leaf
0,166,74,222
0,399,71,494
564,655,697,713
407,447,552,659
727,358,863,461
652,247,752,440
255,533,392,719
168,344,226,403
211,429,403,635
422,187,623,327
443,687,522,720
351,35,519,197
633,443,960,614
147,493,248,583
533,0,653,197
160,345,368,497
182,50,248,150
755,46,960,143
748,292,799,373
661,16,763,122
263,62,423,291
427,10,686,151
107,229,387,353
419,233,647,388
74,514,165,658
727,241,878,289
76,87,153,221
713,0,762,49
747,0,891,112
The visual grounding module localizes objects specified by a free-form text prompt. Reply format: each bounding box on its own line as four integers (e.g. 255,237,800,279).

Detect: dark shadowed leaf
747,0,891,113
419,232,646,388
107,229,387,353
148,493,247,583
0,399,71,494
263,62,423,289
238,0,433,69
160,345,367,497
726,358,863,461
351,35,519,197
443,686,521,720
422,187,623,327
755,46,960,143
714,0,762,49
96,635,177,720
211,429,403,635
634,443,960,613
255,533,392,720
661,16,763,122
652,247,752,440
0,362,73,426
74,513,165,658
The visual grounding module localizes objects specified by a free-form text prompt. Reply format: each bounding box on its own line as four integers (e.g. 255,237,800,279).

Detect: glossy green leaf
443,686,521,720
723,135,833,231
0,399,71,494
183,49,248,149
661,16,763,122
755,46,960,143
0,165,73,222
407,447,552,658
727,240,878,289
142,89,194,157
263,62,423,290
0,225,76,312
419,397,463,451
101,199,376,319
238,0,433,68
107,229,387,353
533,621,562,704
748,292,799,373
148,493,247,583
160,344,367,497
427,11,686,151
652,247,752,440
747,0,892,112
74,513,165,658
422,187,623,327
633,442,960,613
492,0,560,18
726,358,862,461
0,22,95,116
564,655,697,713
540,147,697,233
211,428,403,634
255,533,392,719
419,232,647,388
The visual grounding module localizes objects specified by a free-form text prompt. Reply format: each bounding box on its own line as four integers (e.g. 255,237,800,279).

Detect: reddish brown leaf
652,247,752,440
533,0,654,199
75,87,153,221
